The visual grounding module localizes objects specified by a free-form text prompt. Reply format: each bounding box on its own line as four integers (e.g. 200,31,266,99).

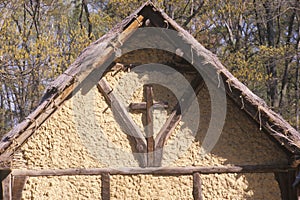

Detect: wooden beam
0,83,75,162
129,84,169,167
154,108,181,149
145,85,154,167
121,15,144,39
2,173,11,200
193,173,203,200
155,76,204,148
101,173,110,200
129,101,168,111
11,165,293,177
154,111,181,167
154,76,205,166
12,175,28,200
275,170,297,200
0,14,145,161
97,78,147,167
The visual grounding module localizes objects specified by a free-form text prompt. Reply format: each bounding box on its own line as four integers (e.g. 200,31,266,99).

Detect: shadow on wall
193,87,289,199
195,89,289,166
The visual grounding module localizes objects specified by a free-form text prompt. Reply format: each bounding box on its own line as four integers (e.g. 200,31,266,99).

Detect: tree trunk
296,55,299,131
279,0,298,113
264,0,279,108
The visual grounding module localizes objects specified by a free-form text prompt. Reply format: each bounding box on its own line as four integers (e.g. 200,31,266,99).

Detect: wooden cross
129,85,168,167
98,75,204,167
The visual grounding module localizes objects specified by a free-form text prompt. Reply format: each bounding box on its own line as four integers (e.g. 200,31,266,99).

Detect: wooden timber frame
0,1,300,200
98,75,204,167
2,2,299,161
0,165,296,200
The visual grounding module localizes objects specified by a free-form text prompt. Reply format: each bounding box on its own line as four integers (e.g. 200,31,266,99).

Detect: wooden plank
145,85,154,167
101,173,110,200
2,173,11,200
154,76,204,166
129,101,168,110
12,175,28,200
97,78,147,167
193,173,203,200
275,170,297,200
11,165,293,177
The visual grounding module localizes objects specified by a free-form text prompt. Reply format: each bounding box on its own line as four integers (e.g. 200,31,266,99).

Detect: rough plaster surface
174,86,288,167
111,175,193,199
22,175,102,199
13,69,287,199
200,173,281,199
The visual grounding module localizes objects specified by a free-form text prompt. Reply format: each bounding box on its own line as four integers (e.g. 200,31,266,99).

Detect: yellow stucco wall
110,175,193,199
13,69,288,199
22,175,102,200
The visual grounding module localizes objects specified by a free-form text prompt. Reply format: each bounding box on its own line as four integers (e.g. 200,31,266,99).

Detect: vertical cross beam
145,85,154,167
193,172,203,200
12,175,28,200
129,85,168,167
101,173,110,200
1,173,11,200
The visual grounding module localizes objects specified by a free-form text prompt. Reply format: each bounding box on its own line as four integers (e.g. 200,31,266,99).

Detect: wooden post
275,170,297,200
2,173,11,200
193,172,203,200
12,175,28,200
129,84,168,167
101,173,110,200
145,85,154,167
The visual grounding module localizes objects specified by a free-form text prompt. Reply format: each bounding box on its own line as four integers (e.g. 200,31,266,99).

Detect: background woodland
0,0,299,135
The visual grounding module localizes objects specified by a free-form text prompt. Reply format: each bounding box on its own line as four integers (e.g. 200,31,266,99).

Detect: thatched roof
1,1,300,166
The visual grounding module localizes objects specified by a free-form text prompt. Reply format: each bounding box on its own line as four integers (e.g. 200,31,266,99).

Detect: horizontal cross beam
11,165,294,177
129,101,168,110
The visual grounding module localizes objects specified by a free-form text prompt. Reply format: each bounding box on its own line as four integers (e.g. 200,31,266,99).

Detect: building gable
0,1,299,199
